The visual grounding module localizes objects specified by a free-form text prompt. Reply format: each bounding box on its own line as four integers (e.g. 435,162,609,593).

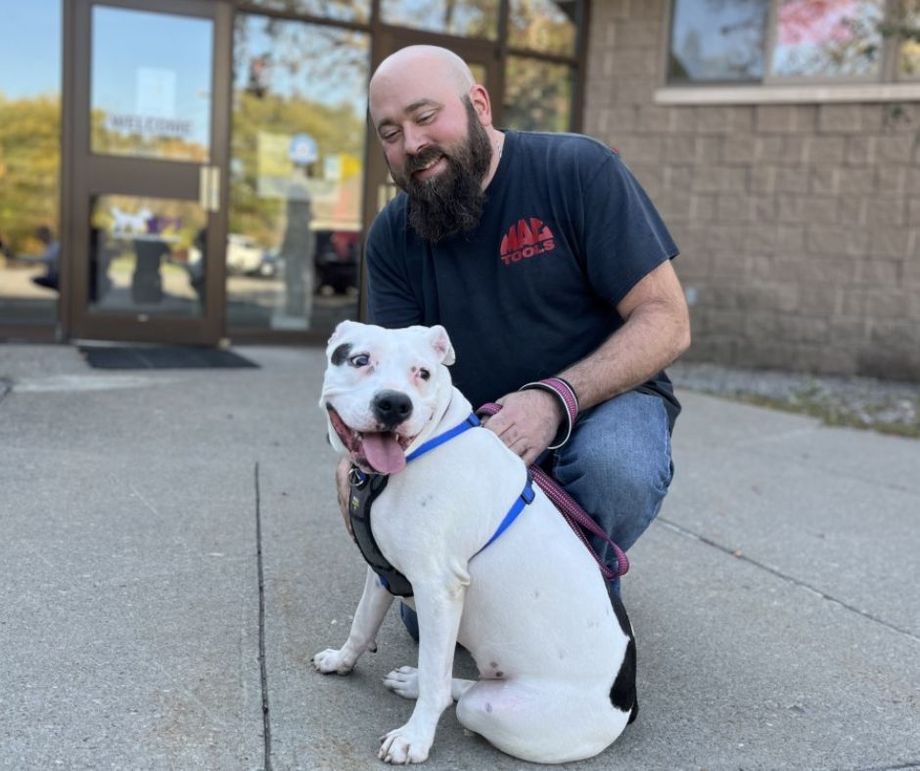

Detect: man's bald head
370,45,475,102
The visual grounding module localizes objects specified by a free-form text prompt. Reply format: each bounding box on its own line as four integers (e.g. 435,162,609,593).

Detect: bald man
348,45,689,626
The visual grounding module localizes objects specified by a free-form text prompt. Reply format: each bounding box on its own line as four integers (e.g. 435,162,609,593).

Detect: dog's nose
372,390,413,428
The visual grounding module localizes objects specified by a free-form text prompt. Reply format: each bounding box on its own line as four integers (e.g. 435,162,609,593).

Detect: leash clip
348,465,368,488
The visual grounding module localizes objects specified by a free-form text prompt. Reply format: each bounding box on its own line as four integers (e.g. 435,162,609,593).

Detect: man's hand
482,389,564,466
336,456,354,537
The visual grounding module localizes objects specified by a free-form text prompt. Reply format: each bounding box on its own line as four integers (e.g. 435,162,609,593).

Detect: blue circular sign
289,134,318,165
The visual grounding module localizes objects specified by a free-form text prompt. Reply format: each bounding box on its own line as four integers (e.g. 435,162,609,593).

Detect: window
503,56,574,131
668,0,769,83
228,15,370,332
508,0,577,56
380,0,500,39
242,0,370,24
668,0,920,85
0,0,62,327
895,0,920,77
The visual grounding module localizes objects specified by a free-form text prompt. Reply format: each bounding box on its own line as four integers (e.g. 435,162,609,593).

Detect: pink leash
476,403,629,580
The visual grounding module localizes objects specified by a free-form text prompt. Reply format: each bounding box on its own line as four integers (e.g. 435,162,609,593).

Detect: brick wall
583,0,920,381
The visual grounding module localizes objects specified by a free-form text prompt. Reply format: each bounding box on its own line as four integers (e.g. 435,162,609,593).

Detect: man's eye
417,112,435,124
418,368,431,381
350,354,370,367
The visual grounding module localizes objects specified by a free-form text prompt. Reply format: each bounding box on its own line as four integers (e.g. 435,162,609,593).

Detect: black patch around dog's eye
331,343,352,366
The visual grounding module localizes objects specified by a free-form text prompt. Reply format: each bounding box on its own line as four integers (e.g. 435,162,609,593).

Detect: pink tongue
362,432,406,474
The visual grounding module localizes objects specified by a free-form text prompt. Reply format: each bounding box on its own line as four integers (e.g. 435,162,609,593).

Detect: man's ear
427,325,456,366
468,83,493,127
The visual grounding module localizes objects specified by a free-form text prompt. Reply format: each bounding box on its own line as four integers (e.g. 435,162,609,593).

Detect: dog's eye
349,353,370,367
418,368,431,381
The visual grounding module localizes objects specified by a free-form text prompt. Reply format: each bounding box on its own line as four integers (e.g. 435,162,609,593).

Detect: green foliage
0,93,61,251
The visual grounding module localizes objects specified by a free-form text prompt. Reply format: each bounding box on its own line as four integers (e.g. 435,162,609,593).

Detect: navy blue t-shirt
366,130,681,428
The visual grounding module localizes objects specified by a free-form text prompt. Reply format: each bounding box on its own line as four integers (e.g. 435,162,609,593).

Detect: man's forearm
560,299,690,412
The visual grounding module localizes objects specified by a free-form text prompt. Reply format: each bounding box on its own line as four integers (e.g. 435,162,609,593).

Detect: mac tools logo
499,217,557,265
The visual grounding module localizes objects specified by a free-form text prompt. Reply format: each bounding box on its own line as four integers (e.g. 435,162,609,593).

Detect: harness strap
348,412,534,598
348,471,414,597
474,475,534,556
405,412,480,462
476,402,629,580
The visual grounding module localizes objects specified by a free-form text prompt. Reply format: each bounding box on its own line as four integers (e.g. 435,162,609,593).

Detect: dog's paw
379,724,431,764
383,666,420,700
311,648,355,675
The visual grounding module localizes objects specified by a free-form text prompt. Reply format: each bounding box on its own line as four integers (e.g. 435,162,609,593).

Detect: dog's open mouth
327,406,411,475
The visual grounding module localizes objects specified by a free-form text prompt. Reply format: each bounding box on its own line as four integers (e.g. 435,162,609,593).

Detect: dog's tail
608,588,638,723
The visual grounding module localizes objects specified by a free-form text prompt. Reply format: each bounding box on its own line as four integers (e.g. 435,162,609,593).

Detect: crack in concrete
254,462,273,771
657,517,920,646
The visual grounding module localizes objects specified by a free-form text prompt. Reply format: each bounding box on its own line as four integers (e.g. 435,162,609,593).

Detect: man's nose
403,124,429,156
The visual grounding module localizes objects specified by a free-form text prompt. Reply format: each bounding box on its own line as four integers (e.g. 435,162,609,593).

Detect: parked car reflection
314,228,359,295
191,228,359,291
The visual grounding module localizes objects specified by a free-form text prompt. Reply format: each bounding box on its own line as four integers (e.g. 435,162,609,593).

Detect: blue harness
348,412,535,597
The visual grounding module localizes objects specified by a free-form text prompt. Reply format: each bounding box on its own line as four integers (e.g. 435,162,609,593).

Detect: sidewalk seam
658,517,920,646
0,377,12,405
255,462,273,771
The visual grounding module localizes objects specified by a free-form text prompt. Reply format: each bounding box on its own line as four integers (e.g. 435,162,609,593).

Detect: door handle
199,165,221,213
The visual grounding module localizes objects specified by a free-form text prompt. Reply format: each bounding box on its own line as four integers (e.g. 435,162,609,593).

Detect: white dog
313,321,637,765
111,206,154,236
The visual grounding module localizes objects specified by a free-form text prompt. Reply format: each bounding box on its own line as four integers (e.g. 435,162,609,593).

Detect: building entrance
63,0,232,345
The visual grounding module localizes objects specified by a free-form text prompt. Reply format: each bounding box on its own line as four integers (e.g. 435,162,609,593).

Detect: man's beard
390,99,493,243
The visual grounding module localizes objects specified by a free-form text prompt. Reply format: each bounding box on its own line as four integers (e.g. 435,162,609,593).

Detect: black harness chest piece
348,468,414,597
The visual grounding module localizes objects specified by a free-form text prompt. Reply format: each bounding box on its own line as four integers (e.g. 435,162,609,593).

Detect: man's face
371,76,492,242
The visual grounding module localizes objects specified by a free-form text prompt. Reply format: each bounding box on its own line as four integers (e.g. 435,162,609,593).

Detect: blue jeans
400,390,674,638
550,390,674,595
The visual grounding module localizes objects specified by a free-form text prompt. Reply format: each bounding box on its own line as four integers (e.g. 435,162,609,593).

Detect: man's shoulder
511,130,617,167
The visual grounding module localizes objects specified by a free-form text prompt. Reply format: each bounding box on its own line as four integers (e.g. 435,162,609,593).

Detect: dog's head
320,321,456,475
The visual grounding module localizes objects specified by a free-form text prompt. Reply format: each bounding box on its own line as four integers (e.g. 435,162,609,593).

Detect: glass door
64,0,231,345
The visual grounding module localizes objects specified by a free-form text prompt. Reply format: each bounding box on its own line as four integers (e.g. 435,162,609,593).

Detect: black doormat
80,346,260,370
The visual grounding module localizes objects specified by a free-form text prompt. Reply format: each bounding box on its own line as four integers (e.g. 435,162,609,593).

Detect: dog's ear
327,319,359,349
428,325,456,366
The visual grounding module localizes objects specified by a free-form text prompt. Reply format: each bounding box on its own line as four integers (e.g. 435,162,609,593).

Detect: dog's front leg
313,566,393,675
379,572,466,764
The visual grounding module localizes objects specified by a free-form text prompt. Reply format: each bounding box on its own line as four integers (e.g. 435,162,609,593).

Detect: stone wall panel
584,0,918,381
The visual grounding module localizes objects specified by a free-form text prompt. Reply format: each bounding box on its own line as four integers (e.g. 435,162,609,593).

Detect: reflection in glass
771,0,883,78
897,1,920,77
0,0,62,325
228,15,369,332
509,0,577,56
91,7,212,162
503,56,572,132
668,0,769,83
380,0,498,39
243,0,369,23
88,195,206,317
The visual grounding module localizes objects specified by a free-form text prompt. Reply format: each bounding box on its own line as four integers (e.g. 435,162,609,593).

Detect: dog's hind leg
456,679,630,764
383,665,475,701
313,567,394,675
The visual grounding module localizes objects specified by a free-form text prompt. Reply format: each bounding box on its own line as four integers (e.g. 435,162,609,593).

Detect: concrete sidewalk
1,343,918,770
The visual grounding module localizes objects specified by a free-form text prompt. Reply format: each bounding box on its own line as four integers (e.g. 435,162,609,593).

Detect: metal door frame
61,0,232,345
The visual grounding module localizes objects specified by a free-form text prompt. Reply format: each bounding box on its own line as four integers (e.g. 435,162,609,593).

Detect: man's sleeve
365,212,423,328
581,151,679,309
